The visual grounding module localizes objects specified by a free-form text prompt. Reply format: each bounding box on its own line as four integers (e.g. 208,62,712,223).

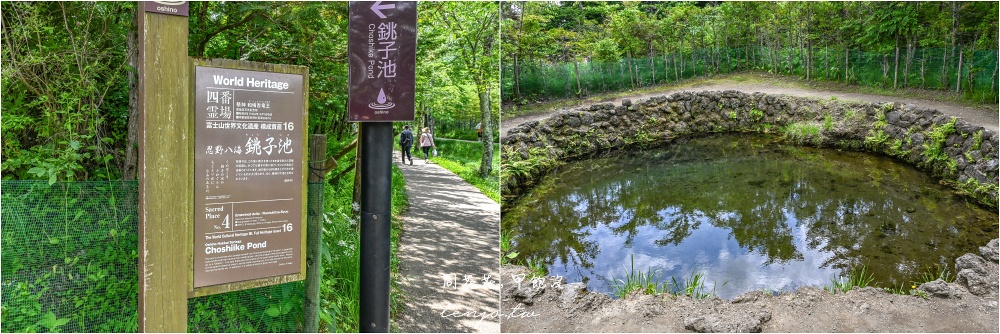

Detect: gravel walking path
394,158,500,333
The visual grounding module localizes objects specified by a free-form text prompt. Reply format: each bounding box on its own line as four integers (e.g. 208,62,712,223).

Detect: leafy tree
426,1,500,178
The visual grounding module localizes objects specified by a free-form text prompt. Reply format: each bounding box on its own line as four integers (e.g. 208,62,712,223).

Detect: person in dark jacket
399,125,414,165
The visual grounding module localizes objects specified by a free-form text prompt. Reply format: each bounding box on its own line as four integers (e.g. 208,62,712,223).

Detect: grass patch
782,121,825,145
609,255,721,300
431,138,500,203
610,255,667,298
524,257,548,278
825,265,874,294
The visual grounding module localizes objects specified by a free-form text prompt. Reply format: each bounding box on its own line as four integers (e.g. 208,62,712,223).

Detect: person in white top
418,127,436,163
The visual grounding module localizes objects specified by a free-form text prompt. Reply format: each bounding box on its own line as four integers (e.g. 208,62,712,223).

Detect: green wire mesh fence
1,181,305,332
503,47,998,104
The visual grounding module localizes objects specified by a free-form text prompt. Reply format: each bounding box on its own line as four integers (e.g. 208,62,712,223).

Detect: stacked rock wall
501,91,999,208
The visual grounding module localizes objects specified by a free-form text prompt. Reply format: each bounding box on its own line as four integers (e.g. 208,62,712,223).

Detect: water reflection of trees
510,136,997,286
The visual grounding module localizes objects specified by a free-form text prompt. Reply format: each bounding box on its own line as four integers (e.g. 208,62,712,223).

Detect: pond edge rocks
500,238,999,333
501,90,999,209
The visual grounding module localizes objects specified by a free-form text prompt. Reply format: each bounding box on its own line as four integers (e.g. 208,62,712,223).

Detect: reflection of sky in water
507,134,998,300
547,208,840,299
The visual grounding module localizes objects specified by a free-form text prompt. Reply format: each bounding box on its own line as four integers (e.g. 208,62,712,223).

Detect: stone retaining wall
501,91,999,208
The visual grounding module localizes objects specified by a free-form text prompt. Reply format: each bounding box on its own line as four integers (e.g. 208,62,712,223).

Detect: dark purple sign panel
143,1,189,17
193,66,304,288
348,1,417,122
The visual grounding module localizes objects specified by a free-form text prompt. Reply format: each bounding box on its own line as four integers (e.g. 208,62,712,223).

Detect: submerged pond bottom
505,134,997,299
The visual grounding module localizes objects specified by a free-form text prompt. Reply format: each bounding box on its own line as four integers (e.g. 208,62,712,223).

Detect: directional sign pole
348,1,417,332
359,122,392,332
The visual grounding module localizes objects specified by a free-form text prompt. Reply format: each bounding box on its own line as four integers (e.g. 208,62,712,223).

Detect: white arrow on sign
370,1,395,19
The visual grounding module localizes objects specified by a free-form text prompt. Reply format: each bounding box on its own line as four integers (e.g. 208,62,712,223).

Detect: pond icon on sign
368,88,395,110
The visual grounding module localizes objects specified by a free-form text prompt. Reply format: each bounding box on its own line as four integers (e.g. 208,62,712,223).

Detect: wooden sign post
137,1,191,332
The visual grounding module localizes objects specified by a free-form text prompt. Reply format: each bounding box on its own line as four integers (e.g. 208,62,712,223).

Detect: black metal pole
359,121,392,332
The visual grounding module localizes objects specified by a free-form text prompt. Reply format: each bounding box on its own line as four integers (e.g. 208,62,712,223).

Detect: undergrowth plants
825,265,875,294
432,139,500,202
609,255,720,300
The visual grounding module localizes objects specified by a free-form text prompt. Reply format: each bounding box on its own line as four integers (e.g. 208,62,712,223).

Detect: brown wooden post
305,135,327,332
137,1,191,332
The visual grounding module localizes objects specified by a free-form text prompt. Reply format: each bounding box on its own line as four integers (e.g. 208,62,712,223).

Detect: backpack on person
400,129,412,146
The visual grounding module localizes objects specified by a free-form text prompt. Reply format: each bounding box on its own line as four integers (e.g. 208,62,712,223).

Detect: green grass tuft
826,265,874,294
431,139,500,203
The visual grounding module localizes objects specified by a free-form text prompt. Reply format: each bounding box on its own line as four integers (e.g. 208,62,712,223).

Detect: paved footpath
393,157,500,333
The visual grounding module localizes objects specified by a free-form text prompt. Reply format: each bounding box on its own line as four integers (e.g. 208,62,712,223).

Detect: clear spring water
504,134,998,299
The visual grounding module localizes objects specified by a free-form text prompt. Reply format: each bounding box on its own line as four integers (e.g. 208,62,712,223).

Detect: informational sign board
348,1,417,122
192,64,307,290
144,1,189,17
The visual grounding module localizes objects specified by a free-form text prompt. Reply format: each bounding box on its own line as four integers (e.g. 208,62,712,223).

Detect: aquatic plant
826,265,874,294
610,255,666,298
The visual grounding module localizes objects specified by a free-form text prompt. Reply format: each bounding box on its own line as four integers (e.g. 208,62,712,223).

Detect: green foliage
502,2,999,103
782,122,825,146
864,130,891,150
921,117,957,169
749,108,765,122
668,271,718,300
826,265,874,294
972,130,984,151
318,136,408,332
610,255,666,298
1,182,138,333
432,139,500,203
2,2,135,180
822,114,834,131
525,257,548,278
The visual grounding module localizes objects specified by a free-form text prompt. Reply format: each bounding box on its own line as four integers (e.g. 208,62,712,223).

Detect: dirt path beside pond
502,77,999,135
394,159,500,333
500,239,999,333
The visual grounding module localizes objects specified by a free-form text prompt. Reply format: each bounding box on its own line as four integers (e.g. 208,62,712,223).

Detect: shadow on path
394,158,500,333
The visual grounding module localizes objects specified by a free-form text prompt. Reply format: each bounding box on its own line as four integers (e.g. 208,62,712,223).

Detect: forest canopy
1,1,499,181
502,1,999,104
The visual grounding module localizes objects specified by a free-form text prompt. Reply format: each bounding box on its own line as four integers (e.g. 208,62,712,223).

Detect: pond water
504,134,998,299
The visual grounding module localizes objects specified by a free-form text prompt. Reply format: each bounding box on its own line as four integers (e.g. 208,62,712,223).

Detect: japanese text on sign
193,65,305,288
348,1,417,121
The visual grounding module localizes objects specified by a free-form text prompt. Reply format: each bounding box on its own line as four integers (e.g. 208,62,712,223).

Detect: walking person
399,125,414,165
419,127,436,163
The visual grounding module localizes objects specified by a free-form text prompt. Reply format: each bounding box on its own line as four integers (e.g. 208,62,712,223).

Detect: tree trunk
844,46,850,82
941,49,949,88
124,9,139,180
824,46,829,81
627,51,635,89
673,51,679,81
904,35,912,88
663,50,669,83
514,1,525,100
955,46,963,93
806,41,812,81
990,64,998,94
477,88,494,178
649,44,656,85
893,34,900,89
920,50,927,89
513,53,520,101
680,38,686,78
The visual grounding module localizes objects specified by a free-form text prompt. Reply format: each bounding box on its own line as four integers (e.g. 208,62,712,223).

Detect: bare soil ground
500,239,1000,333
501,74,999,135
